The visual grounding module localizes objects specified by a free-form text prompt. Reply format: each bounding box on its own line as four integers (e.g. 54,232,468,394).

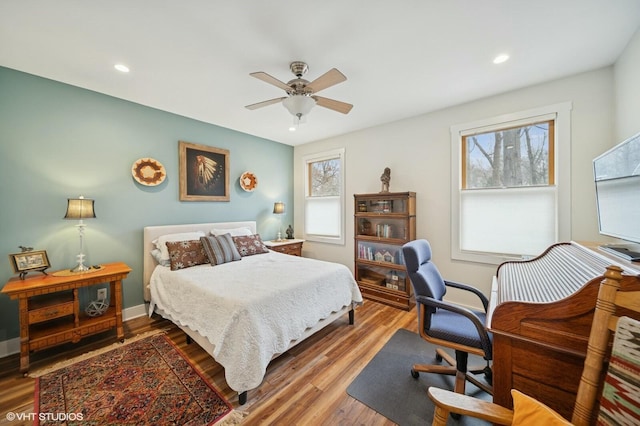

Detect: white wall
294,67,615,307
614,27,640,141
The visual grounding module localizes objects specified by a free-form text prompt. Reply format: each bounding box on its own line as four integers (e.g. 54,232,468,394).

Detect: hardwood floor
0,300,418,425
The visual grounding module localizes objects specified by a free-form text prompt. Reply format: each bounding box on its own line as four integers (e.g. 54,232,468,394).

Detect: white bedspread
149,250,362,392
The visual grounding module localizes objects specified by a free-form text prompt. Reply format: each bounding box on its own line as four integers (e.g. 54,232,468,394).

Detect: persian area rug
34,333,235,426
347,328,491,426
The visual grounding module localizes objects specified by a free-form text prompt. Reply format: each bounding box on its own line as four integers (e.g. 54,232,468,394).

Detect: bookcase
354,192,416,310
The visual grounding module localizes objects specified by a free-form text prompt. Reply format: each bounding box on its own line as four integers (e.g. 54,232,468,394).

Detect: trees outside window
310,158,340,197
463,120,554,189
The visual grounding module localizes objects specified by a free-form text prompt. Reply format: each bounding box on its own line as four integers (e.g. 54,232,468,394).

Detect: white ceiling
2,1,640,146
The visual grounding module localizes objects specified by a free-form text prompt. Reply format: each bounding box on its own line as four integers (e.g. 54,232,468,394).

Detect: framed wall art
9,249,51,279
179,141,230,201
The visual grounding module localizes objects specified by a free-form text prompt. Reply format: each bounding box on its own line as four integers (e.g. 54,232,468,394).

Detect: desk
487,242,640,418
1,262,131,372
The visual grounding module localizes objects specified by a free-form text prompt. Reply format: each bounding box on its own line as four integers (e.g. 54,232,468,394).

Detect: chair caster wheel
435,353,443,362
411,368,419,379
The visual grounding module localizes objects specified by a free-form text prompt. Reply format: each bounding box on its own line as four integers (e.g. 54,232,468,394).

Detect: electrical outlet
97,288,107,300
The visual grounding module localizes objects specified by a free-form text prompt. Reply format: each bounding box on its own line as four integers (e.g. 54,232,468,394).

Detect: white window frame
450,102,572,264
303,148,346,245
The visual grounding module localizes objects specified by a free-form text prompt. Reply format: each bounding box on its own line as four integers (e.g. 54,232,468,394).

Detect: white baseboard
0,303,149,358
123,303,149,321
0,336,19,359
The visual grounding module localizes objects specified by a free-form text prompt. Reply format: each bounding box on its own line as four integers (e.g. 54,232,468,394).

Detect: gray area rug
347,328,491,426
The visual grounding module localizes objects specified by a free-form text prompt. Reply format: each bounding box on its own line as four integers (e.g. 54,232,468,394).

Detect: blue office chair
402,239,492,395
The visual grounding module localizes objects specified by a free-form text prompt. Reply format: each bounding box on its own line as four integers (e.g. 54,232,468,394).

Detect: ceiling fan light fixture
282,95,316,122
246,62,352,122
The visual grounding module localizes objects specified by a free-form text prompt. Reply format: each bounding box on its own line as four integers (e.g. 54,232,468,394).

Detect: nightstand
1,262,131,372
265,239,304,256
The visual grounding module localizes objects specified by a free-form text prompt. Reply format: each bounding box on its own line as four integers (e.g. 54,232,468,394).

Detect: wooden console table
1,262,131,372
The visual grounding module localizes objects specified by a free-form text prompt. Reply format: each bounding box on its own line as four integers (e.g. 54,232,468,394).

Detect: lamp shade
282,95,316,118
273,202,285,214
64,196,96,220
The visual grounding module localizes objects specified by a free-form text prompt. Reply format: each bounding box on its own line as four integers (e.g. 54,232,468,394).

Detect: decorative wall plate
239,171,258,192
132,158,166,186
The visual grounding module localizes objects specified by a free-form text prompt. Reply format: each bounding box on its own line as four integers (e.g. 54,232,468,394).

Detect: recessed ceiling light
289,126,297,132
493,54,510,64
114,64,130,73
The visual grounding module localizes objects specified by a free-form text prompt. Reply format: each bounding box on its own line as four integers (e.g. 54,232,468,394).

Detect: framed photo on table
179,141,230,201
9,250,50,279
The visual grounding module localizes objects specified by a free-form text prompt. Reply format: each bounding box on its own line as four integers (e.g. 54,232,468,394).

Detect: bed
143,221,363,404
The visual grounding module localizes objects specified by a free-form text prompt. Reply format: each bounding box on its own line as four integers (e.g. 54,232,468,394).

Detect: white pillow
150,248,170,267
210,227,253,237
152,231,206,262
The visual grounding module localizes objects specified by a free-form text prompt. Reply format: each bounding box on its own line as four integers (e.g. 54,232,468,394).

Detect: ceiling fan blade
305,68,347,93
245,97,286,110
313,96,353,114
249,72,292,92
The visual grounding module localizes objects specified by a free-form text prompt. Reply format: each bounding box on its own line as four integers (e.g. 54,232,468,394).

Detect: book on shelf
375,223,393,238
357,243,405,265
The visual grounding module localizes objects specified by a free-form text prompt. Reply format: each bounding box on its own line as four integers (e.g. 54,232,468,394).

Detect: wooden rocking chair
428,265,640,426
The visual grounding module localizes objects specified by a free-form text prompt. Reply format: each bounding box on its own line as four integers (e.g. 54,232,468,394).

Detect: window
462,120,555,189
451,102,572,264
303,148,345,244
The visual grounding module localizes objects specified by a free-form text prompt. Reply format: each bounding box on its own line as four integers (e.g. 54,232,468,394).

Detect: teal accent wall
0,67,293,341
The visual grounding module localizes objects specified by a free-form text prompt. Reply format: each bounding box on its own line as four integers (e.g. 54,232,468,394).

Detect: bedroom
1,1,640,424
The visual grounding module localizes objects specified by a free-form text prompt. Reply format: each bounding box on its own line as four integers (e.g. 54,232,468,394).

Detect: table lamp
273,201,285,241
64,196,96,272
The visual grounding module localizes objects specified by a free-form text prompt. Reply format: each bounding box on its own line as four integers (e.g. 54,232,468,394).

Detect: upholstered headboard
142,221,257,301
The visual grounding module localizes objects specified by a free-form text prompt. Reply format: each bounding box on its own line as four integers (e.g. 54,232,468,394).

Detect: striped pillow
200,234,242,266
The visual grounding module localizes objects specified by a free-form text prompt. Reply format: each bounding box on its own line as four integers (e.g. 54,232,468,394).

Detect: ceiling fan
245,61,353,124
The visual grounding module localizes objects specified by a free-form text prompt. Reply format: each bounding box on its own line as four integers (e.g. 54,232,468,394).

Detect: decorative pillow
597,316,640,425
165,240,209,271
153,231,206,263
233,234,270,257
511,389,571,426
200,234,242,265
211,227,253,237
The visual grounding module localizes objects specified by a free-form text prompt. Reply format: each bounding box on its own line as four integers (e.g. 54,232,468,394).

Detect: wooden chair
428,265,640,426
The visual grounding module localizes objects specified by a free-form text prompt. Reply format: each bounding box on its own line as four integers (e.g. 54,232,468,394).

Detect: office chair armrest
416,295,485,329
444,279,489,311
415,295,493,356
428,387,513,426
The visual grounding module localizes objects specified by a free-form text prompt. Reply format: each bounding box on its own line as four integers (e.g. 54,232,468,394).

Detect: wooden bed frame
143,221,355,404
